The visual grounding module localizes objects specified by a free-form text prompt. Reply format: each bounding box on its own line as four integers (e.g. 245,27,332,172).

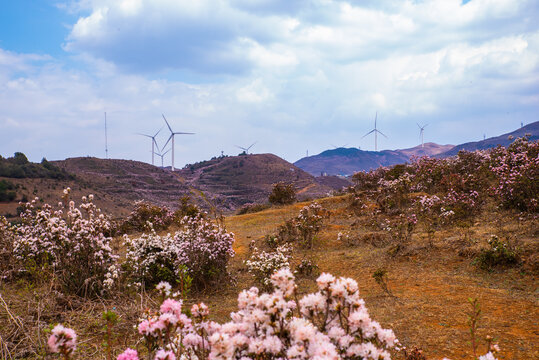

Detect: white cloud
0,0,538,163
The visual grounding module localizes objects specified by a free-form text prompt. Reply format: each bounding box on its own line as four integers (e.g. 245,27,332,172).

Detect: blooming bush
123,229,179,288
123,215,235,289
277,202,327,249
489,136,538,212
174,215,235,288
11,190,118,296
245,244,291,290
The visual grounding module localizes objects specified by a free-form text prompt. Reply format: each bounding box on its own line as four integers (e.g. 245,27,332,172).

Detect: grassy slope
216,196,537,359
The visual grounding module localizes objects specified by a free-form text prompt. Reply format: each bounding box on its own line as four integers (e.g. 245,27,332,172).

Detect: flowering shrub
123,229,179,288
120,200,175,233
11,190,118,296
48,324,77,359
294,257,319,278
489,137,538,212
245,244,291,290
276,202,327,249
123,215,235,289
174,215,235,288
376,174,412,213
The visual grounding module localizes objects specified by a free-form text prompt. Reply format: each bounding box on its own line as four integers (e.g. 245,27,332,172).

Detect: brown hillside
177,154,336,209
54,157,193,211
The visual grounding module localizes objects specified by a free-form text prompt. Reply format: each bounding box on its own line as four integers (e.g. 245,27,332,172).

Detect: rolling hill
294,143,453,176
0,153,349,218
176,153,347,210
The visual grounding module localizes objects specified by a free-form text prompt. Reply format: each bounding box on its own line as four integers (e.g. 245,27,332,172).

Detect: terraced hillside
176,153,348,210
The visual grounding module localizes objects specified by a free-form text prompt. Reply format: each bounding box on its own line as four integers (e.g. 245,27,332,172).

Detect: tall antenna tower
104,112,109,159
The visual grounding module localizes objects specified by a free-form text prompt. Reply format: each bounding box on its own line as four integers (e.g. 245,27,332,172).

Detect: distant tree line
0,152,73,179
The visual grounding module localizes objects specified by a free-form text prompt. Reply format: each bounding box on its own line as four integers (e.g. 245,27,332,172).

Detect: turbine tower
235,142,257,154
104,112,108,159
137,127,162,166
156,148,171,168
362,112,387,151
162,114,195,171
417,123,428,148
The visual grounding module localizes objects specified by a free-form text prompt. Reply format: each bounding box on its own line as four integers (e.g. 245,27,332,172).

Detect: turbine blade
153,127,163,138
162,114,173,133
173,132,195,135
163,134,173,150
361,129,375,138
136,133,152,138
377,130,388,138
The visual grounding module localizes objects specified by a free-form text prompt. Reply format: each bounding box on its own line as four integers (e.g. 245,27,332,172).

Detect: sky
1,0,538,167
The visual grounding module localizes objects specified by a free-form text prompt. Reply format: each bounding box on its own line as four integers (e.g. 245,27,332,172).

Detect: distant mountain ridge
294,143,454,176
438,121,539,156
294,121,539,176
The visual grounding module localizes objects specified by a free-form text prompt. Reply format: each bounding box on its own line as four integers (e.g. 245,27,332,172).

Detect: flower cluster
9,190,118,296
123,228,179,288
489,136,538,212
119,269,397,360
48,324,77,358
245,244,291,290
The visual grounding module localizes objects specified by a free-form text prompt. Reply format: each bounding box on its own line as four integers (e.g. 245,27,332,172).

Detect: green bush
475,235,519,270
268,182,296,205
0,180,16,202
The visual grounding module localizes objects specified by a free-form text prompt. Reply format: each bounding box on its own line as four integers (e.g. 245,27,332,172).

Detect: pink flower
117,348,139,360
154,349,175,360
48,324,77,354
160,298,182,318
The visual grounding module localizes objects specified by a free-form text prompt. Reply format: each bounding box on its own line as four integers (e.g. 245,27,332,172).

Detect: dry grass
1,195,537,359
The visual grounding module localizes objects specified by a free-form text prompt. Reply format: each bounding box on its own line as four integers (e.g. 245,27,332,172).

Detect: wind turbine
162,114,195,171
331,143,349,149
417,123,428,148
362,112,387,151
236,142,257,154
137,127,162,165
156,148,171,168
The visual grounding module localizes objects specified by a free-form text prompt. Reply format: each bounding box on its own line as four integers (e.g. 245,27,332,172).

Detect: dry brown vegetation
1,195,537,359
